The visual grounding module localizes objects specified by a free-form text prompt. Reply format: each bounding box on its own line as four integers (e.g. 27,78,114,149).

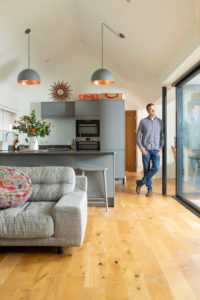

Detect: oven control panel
76,137,100,142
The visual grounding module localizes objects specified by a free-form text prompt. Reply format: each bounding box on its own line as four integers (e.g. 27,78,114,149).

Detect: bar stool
79,167,108,212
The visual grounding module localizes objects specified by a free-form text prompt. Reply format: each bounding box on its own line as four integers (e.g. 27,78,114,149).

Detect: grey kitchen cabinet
75,100,100,118
41,102,75,118
99,100,125,183
1,155,38,167
114,150,125,183
100,100,125,150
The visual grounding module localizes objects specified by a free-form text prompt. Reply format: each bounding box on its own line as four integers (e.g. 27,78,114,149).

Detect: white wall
166,90,176,178
0,83,19,111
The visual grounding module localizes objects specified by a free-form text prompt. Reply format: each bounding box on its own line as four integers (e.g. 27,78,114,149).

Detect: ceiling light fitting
17,28,40,85
91,23,125,85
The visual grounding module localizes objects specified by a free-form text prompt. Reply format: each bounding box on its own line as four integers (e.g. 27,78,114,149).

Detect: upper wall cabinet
75,100,100,118
41,102,75,118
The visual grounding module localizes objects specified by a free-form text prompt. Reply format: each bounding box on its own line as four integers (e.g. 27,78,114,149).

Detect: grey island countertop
0,150,115,155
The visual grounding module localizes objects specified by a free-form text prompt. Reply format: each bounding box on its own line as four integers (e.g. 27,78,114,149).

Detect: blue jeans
138,149,160,191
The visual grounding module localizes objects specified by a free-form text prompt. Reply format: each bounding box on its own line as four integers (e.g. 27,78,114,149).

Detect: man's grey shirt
136,116,164,150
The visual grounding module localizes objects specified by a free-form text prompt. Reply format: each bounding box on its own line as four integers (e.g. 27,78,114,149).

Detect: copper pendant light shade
18,29,40,85
18,69,40,85
91,23,125,85
91,68,114,85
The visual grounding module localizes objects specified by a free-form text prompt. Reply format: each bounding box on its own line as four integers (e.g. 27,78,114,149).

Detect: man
136,103,164,197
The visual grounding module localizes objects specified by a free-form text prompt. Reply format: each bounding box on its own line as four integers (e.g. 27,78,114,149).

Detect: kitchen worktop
0,149,115,155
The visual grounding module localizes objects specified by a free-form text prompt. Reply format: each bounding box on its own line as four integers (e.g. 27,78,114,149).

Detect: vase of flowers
13,110,52,151
28,136,39,150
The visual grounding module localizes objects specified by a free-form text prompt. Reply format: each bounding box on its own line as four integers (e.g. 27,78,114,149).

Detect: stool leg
103,169,108,212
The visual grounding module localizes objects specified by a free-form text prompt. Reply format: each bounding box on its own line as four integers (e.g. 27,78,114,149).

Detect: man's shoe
136,180,142,195
146,190,152,197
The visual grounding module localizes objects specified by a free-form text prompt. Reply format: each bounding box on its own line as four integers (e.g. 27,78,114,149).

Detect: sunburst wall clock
49,80,73,101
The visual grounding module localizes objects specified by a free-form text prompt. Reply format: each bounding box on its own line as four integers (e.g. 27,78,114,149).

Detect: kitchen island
0,150,115,207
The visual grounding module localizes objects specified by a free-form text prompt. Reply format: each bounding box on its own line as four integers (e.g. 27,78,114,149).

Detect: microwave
76,120,100,137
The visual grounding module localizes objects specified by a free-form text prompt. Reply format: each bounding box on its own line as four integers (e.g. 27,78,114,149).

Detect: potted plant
13,110,52,150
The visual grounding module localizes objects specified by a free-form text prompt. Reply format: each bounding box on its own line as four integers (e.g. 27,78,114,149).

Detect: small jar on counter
12,135,19,151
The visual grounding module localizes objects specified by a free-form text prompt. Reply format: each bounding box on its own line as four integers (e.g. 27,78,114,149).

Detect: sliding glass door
176,67,200,211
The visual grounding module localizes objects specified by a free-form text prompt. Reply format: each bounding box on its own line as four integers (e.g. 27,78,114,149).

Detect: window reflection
178,72,200,209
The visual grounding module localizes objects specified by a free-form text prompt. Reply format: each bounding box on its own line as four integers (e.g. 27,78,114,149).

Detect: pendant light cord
28,32,30,69
102,23,104,69
103,23,123,38
25,28,31,69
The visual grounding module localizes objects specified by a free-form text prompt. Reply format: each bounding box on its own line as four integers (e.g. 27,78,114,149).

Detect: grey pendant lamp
91,23,125,85
18,28,40,85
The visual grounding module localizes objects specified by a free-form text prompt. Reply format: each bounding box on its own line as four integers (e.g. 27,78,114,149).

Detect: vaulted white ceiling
0,0,199,104
76,0,196,74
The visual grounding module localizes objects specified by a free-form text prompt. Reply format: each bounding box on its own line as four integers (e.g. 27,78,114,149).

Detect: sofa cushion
15,167,76,201
0,202,55,238
0,167,33,209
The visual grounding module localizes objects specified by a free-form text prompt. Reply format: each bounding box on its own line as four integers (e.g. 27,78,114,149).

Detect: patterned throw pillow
0,168,32,209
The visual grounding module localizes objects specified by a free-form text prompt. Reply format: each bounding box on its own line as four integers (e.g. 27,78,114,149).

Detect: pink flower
15,194,21,198
7,186,16,191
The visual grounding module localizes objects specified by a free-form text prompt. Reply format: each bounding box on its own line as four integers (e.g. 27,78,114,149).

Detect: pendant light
18,28,40,85
91,23,125,85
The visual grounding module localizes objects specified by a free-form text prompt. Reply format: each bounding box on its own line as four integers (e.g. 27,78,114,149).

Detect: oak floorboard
0,173,200,300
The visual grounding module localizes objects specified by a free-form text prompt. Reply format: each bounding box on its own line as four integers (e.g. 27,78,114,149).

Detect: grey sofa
0,166,87,254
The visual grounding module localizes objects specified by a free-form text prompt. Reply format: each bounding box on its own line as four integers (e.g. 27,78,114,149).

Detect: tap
5,131,15,142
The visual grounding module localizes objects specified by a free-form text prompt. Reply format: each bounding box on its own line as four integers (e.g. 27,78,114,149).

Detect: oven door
76,120,100,137
76,142,100,151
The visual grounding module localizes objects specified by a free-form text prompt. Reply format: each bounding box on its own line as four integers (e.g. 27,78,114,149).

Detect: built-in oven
76,137,100,151
76,120,100,137
76,120,100,150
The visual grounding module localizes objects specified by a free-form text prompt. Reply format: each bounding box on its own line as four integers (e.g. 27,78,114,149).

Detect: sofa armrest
53,191,87,246
75,175,87,192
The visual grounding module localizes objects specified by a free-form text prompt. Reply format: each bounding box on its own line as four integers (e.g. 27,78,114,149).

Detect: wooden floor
1,173,200,300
